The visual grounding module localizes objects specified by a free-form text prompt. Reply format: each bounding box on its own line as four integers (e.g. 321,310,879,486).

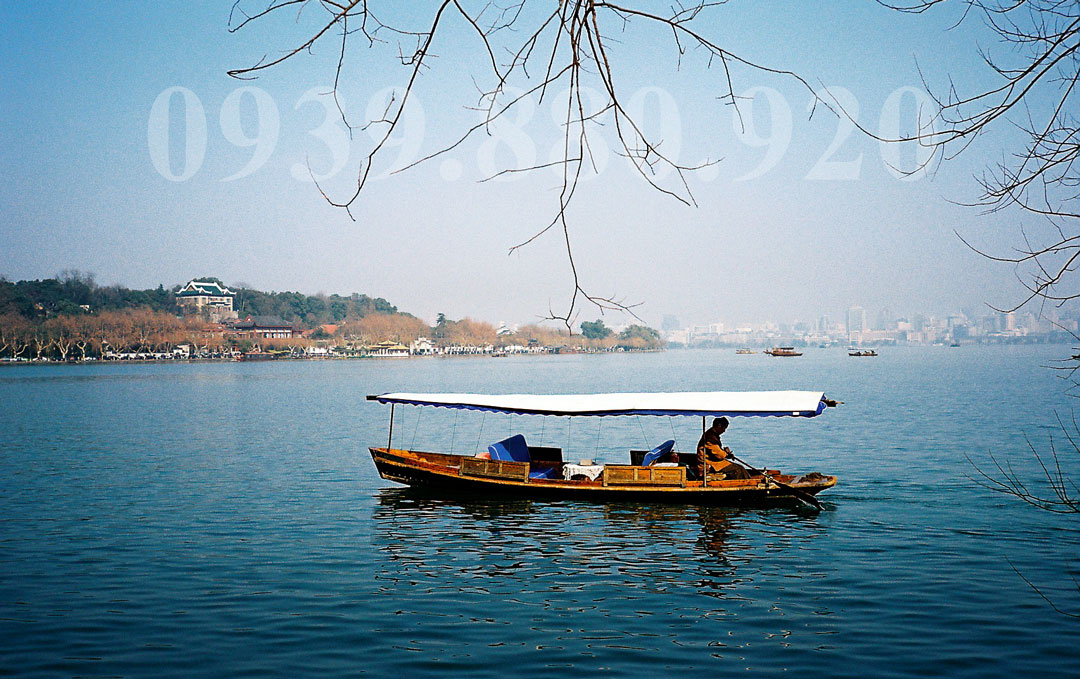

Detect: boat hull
370,448,836,507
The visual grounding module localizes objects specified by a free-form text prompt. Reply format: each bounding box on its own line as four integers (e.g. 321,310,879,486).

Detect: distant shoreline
0,350,665,367
2,343,1071,368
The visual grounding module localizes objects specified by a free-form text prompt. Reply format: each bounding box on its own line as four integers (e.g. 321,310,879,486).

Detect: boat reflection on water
373,486,541,523
371,488,826,600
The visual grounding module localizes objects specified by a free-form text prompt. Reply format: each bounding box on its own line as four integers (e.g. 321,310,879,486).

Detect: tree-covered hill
232,287,398,324
0,273,401,327
0,272,174,318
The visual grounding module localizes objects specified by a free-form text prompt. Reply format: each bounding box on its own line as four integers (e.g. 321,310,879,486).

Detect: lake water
2,347,1079,677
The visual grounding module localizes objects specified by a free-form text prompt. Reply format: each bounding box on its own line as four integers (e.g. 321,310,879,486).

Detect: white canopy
367,391,829,418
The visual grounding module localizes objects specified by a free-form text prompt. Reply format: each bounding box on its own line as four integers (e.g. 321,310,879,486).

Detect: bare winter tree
226,0,830,328
0,315,30,360
882,1,1079,318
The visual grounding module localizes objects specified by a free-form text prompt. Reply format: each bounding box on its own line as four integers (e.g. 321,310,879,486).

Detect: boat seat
489,434,531,463
641,439,676,466
489,434,558,479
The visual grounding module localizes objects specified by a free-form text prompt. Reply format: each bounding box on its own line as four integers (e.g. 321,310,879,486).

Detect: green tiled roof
178,280,234,297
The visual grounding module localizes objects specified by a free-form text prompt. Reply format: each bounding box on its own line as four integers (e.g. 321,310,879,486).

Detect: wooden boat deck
370,447,837,506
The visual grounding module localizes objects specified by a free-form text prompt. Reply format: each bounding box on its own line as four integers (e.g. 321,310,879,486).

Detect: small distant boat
765,347,803,357
240,350,276,361
492,350,507,358
848,349,878,357
950,343,961,348
736,348,755,355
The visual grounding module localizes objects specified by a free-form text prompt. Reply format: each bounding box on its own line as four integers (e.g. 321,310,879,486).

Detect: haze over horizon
0,1,1052,329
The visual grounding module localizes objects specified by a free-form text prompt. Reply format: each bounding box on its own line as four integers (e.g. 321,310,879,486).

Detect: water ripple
2,351,1080,677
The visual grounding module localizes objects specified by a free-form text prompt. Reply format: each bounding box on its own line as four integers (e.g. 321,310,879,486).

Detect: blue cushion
642,439,676,466
488,434,531,463
489,435,558,479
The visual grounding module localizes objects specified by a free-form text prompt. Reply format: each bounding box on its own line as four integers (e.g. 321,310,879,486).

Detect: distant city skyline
661,304,1075,348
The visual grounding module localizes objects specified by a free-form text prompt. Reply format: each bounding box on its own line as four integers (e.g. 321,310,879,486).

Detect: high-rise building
876,307,892,331
846,306,867,336
947,313,967,330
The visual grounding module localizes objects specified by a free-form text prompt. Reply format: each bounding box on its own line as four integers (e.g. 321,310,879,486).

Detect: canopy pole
387,403,395,450
701,416,706,487
636,416,649,450
449,409,459,455
410,407,422,450
475,412,487,454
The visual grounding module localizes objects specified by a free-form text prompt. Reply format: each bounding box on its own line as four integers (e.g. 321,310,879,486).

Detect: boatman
696,417,750,480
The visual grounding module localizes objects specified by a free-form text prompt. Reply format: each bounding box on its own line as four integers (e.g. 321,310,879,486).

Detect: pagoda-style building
176,279,237,320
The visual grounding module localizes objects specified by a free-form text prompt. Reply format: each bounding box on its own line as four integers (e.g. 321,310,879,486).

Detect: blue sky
0,1,1044,327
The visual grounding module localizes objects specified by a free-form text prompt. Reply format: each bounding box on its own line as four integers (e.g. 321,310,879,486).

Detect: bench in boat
602,464,687,487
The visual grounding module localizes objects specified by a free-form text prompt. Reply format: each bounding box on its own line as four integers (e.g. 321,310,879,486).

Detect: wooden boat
848,349,878,357
240,350,276,361
764,346,803,357
367,391,839,508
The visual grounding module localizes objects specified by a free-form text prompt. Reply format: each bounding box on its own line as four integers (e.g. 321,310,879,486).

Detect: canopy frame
366,391,830,419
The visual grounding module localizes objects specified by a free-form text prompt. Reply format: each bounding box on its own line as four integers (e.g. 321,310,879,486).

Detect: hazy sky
0,1,1050,328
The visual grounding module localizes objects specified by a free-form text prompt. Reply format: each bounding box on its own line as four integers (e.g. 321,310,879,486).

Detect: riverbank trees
0,278,664,360
340,314,432,346
0,310,213,360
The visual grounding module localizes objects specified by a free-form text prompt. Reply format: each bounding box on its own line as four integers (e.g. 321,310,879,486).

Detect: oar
726,452,824,511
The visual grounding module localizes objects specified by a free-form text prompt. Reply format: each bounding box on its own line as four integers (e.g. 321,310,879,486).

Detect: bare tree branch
228,0,832,328
882,2,1080,325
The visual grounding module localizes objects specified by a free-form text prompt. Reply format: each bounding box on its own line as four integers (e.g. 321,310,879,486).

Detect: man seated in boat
695,417,751,480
